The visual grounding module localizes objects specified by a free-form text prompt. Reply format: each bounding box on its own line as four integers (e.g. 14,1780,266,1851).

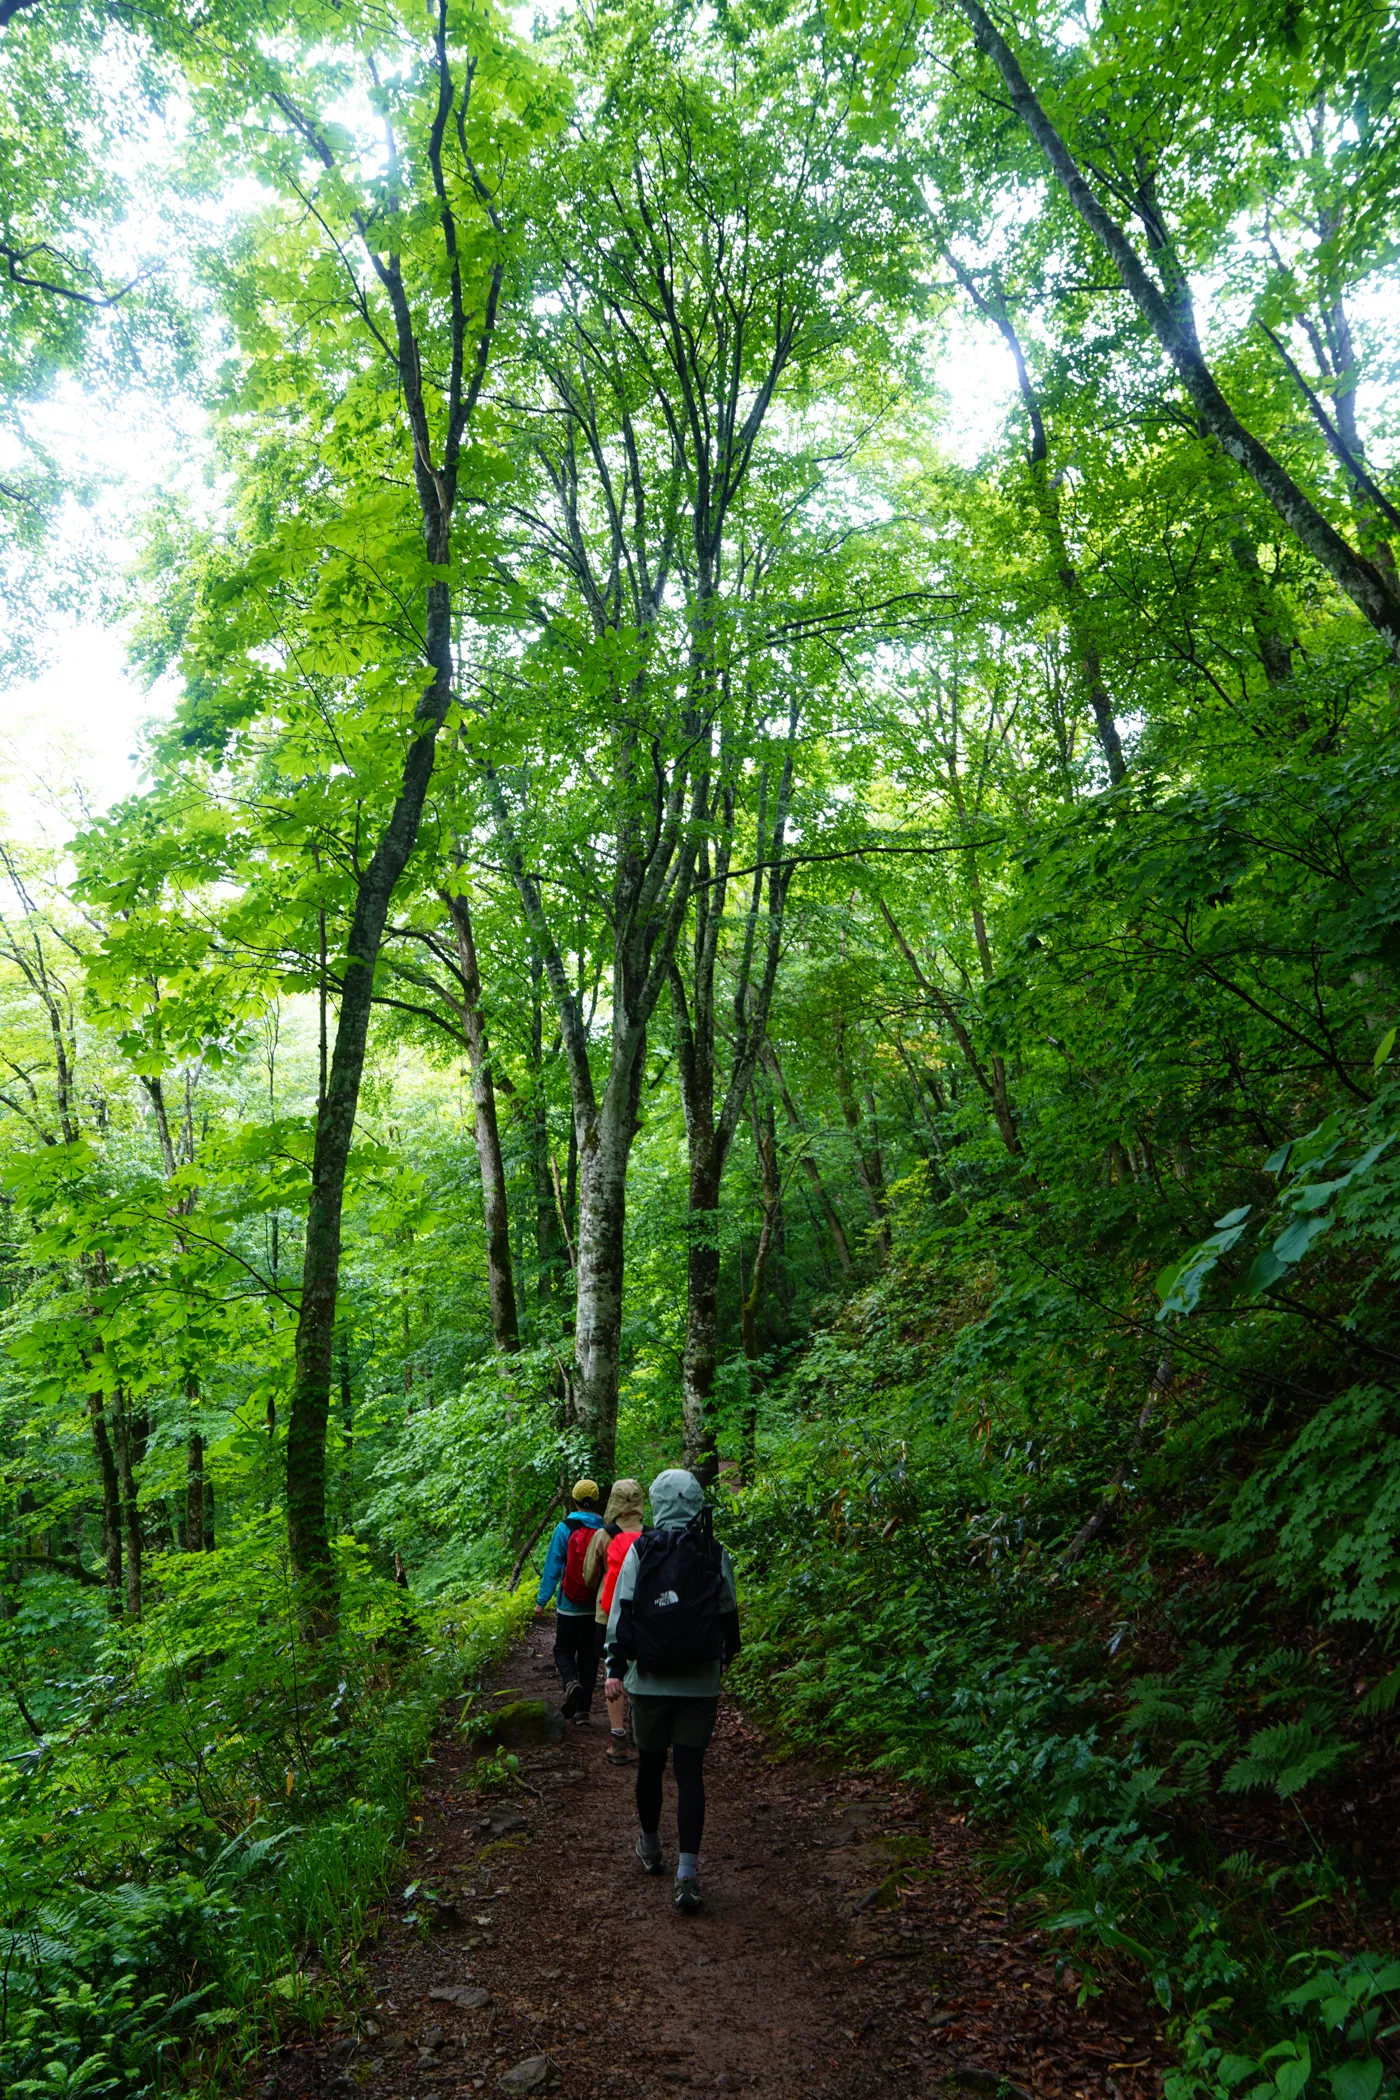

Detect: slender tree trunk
879,901,1023,1158
1230,537,1295,688
673,733,798,1476
287,582,456,1626
186,1427,205,1555
944,254,1128,783
571,1070,642,1480
445,888,518,1351
529,955,564,1317
764,1043,853,1275
338,1325,353,1454
832,1018,891,1255
280,32,504,1623
1030,469,1127,781
110,1396,142,1619
87,1388,122,1614
740,1087,781,1481
951,0,1400,660
682,1156,722,1482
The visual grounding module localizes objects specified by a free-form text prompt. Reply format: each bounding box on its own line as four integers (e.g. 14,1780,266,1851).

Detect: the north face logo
652,1589,679,1608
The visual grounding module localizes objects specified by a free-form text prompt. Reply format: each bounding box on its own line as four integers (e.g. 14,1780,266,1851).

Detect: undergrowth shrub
725,1256,1400,2100
0,1524,529,2097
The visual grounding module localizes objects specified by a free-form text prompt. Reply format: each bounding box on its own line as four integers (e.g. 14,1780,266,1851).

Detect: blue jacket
536,1510,603,1613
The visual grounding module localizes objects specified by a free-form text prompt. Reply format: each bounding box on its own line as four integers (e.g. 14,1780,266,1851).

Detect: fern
1221,1722,1350,1799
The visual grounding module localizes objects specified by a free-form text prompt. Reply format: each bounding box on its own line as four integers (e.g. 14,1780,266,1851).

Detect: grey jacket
604,1468,738,1699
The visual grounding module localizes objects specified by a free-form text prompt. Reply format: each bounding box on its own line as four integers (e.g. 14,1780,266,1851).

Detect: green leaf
1373,1028,1396,1072
1329,2060,1382,2100
1271,1214,1333,1265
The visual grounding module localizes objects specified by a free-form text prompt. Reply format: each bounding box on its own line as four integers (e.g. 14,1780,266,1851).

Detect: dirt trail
256,1623,1166,2100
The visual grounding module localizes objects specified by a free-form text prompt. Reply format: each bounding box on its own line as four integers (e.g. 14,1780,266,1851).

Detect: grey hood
649,1468,705,1530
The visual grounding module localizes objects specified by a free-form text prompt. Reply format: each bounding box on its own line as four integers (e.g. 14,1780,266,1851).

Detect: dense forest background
2,0,1399,2094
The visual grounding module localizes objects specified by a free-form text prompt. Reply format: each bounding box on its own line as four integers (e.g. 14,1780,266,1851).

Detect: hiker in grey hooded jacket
603,1468,739,1913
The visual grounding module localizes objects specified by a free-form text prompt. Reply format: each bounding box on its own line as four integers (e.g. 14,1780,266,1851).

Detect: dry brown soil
254,1621,1166,2100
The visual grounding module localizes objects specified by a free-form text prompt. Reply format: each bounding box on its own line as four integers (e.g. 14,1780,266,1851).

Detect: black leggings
553,1614,599,1703
636,1743,706,1855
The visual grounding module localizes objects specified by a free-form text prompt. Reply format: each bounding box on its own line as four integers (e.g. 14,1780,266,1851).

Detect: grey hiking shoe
673,1872,702,1915
636,1832,664,1876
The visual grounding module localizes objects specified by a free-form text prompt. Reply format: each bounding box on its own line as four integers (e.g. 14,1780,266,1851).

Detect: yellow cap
571,1477,600,1506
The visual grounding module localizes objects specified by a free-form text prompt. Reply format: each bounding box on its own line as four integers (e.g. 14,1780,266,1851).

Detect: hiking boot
606,1731,631,1765
572,1708,592,1727
560,1678,583,1717
673,1872,702,1915
636,1832,664,1876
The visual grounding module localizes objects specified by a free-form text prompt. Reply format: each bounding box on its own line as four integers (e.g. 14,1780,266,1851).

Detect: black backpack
619,1508,725,1672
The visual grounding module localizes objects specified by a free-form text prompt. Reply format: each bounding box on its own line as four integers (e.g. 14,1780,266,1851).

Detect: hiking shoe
636,1833,664,1876
560,1678,583,1718
673,1873,702,1915
572,1709,592,1727
606,1732,631,1765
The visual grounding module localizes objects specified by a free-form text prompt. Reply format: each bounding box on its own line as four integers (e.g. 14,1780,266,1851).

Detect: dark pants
553,1613,599,1708
636,1743,707,1854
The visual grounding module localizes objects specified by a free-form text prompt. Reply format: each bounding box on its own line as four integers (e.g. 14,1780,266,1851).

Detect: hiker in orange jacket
582,1477,646,1763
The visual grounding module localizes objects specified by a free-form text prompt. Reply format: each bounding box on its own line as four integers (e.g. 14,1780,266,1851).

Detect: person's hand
604,1675,624,1701
533,1605,546,1621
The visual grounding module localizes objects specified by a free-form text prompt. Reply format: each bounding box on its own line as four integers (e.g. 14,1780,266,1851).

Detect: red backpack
561,1520,602,1608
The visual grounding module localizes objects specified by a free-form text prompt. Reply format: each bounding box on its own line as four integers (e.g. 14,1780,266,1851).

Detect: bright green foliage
3,0,1400,2092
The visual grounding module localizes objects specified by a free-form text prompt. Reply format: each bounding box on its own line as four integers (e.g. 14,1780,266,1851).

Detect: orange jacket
597,1526,641,1623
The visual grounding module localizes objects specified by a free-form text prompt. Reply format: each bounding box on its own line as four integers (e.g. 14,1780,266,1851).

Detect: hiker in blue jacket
604,1467,740,1914
535,1478,605,1721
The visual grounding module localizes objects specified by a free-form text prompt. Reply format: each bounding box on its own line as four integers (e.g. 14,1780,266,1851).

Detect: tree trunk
445,887,519,1351
681,1156,722,1483
87,1388,122,1614
879,901,1023,1158
764,1042,853,1275
1230,536,1295,688
570,1072,641,1480
186,1428,205,1555
740,1086,781,1480
942,253,1128,784
287,580,456,1627
952,0,1400,661
111,1396,142,1619
280,33,504,1626
673,734,799,1476
832,1018,891,1255
529,954,565,1317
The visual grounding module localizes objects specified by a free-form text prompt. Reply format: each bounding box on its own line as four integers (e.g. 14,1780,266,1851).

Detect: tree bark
284,27,504,1623
764,1042,854,1275
185,1427,205,1556
832,1016,891,1255
111,1396,142,1618
529,953,566,1317
740,1084,781,1480
951,0,1400,661
1230,536,1295,688
87,1387,122,1614
879,900,1023,1158
571,1070,643,1479
445,887,519,1351
672,731,798,1476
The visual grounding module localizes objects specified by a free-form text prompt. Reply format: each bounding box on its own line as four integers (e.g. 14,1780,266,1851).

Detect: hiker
604,1467,740,1914
534,1478,604,1721
582,1476,646,1764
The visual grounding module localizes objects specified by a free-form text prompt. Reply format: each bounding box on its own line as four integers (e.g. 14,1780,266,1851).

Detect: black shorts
629,1693,719,1752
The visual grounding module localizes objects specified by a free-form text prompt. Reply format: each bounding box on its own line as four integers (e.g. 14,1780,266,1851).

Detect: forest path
256,1623,1165,2100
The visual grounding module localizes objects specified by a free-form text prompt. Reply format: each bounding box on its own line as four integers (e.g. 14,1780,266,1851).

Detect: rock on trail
253,1623,1165,2100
